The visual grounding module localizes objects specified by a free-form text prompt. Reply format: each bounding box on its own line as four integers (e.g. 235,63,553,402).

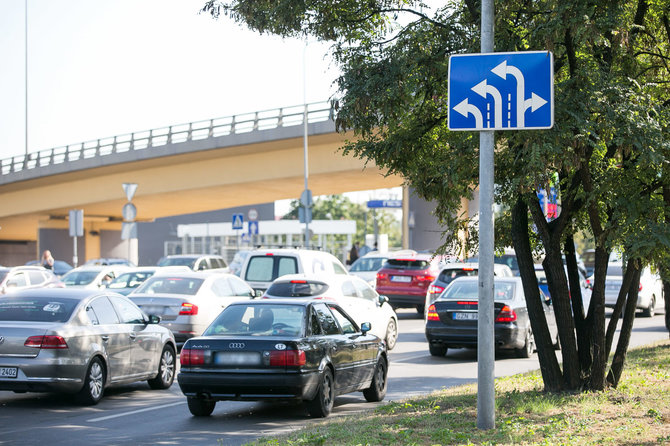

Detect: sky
0,0,341,159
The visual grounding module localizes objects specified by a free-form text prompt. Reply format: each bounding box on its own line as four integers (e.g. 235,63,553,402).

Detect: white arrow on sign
491,60,547,127
524,92,547,113
471,79,502,129
453,99,484,129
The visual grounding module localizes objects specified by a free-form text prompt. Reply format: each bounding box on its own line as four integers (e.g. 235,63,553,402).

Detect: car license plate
453,312,477,321
391,275,411,283
215,352,261,366
0,367,18,378
142,306,163,315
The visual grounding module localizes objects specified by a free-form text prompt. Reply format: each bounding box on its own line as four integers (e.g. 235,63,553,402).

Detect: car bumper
0,358,84,393
425,323,524,350
178,370,321,402
380,292,426,308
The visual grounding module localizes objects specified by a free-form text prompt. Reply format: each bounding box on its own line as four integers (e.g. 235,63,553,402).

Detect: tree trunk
587,246,609,390
511,197,564,391
564,237,592,377
665,279,670,337
607,263,641,387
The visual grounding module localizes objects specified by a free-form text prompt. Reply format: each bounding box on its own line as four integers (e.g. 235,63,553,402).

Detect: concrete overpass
0,102,410,261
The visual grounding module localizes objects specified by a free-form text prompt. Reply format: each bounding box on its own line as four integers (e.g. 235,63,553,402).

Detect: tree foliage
203,0,670,391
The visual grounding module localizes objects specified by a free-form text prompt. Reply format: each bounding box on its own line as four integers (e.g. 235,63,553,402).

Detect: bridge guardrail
1,101,334,175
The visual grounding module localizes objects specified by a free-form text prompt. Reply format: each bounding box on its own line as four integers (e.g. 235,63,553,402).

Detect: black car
177,299,388,417
424,277,558,358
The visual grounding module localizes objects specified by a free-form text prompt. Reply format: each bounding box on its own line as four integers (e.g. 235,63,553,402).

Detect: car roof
145,269,232,279
272,273,360,285
7,287,119,300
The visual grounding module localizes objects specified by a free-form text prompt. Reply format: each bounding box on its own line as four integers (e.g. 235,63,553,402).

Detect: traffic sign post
448,51,553,131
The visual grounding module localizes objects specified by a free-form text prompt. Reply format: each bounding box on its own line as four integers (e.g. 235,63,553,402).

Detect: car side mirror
148,314,161,324
360,322,371,335
378,295,389,306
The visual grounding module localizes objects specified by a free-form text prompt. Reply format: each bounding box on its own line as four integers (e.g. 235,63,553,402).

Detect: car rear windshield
438,268,478,283
204,303,306,337
384,259,430,270
267,281,329,297
61,271,99,286
349,257,386,272
0,297,78,322
441,280,515,301
134,276,203,295
607,264,624,276
157,257,196,268
244,256,298,282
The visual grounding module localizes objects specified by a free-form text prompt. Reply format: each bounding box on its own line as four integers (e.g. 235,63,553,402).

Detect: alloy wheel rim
89,362,103,399
161,350,175,384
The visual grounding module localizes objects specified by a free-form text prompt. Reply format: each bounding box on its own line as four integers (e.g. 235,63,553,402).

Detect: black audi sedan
425,276,558,358
177,299,388,418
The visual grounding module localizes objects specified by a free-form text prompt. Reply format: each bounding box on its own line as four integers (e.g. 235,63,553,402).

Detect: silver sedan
0,288,177,405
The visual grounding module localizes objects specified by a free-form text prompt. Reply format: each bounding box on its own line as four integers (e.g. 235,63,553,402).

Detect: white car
604,262,664,317
240,248,349,296
348,251,400,285
60,265,129,289
263,273,399,350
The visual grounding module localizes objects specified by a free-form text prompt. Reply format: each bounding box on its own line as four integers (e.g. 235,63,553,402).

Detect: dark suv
375,253,444,315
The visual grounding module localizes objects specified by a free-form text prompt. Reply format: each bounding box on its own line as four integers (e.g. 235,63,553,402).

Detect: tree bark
511,197,564,391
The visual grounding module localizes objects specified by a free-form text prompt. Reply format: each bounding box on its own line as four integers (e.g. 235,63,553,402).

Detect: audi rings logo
229,342,245,349
0,336,4,345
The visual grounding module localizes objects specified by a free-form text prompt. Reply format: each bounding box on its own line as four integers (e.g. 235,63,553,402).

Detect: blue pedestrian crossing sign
232,213,244,230
448,51,553,131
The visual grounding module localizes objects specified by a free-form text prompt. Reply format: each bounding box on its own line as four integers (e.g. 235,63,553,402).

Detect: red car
375,253,445,315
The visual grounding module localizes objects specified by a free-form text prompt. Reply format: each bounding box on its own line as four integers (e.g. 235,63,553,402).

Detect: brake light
495,305,517,322
416,275,436,282
639,283,643,292
463,267,475,271
457,301,479,305
269,350,306,366
179,303,198,315
290,280,307,283
180,349,204,366
428,285,444,295
377,272,388,281
426,304,439,321
24,335,68,349
313,296,335,301
265,253,274,256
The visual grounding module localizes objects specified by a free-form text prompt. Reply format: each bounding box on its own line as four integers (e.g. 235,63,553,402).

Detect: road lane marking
87,401,184,422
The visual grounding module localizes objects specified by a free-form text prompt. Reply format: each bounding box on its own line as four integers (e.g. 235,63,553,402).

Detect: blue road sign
248,221,259,235
448,51,553,131
232,213,244,230
367,199,403,209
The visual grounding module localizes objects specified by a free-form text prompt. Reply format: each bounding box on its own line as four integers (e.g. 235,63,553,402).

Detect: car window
332,261,348,275
6,272,27,288
0,296,77,322
88,296,120,324
135,276,203,295
228,277,253,296
309,307,323,335
204,304,305,337
385,259,430,269
278,257,298,276
438,267,478,284
212,277,233,296
245,256,298,282
62,270,98,286
108,271,153,290
353,279,378,302
350,257,385,272
313,303,341,335
328,305,357,334
28,271,47,285
109,295,145,324
340,280,358,298
441,280,516,301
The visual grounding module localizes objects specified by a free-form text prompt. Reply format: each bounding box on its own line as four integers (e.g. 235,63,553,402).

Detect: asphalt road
0,310,667,446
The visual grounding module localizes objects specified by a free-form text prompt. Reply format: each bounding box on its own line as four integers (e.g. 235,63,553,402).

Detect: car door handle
101,335,109,342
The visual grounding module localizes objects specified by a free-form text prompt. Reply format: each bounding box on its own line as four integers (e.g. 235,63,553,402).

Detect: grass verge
246,340,670,445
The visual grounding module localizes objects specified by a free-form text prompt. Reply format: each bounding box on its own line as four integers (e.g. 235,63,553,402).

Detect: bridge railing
1,101,334,175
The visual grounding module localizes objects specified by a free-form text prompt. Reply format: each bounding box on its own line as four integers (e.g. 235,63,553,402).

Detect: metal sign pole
477,0,496,431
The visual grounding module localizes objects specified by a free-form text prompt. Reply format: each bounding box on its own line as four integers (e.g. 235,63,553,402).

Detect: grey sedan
0,288,177,405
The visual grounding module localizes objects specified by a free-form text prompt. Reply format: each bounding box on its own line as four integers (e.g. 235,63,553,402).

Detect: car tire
148,345,176,390
77,357,105,405
428,343,448,357
515,329,535,358
641,296,656,317
187,397,216,416
306,368,334,418
363,356,388,402
385,319,398,350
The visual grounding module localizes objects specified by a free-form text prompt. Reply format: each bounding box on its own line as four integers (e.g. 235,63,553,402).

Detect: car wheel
428,343,448,357
641,296,656,317
385,319,398,350
515,329,535,358
363,356,388,402
187,397,216,416
306,368,334,418
77,357,105,405
148,345,176,389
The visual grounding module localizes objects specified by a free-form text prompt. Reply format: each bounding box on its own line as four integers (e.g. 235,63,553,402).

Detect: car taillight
416,275,436,282
180,349,204,366
24,335,68,349
377,272,388,281
179,303,198,315
426,304,440,321
269,350,306,366
495,305,517,322
639,283,643,292
428,284,444,295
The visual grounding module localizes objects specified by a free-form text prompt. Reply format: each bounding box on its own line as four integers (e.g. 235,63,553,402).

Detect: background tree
203,0,670,390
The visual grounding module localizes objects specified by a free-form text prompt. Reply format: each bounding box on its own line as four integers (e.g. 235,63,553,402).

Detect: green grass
245,340,670,446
